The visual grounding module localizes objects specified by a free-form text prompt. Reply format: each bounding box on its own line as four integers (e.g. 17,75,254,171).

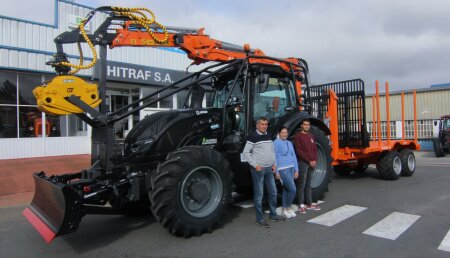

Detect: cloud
27,0,450,92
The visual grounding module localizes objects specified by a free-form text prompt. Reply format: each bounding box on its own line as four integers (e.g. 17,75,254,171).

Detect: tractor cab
210,64,300,138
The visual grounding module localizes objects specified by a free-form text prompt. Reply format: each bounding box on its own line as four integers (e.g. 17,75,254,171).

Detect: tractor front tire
433,139,444,157
376,151,402,180
309,126,333,201
149,146,232,237
399,149,416,177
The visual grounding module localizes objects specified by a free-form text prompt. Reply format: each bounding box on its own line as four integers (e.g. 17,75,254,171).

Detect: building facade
0,0,206,159
364,84,450,150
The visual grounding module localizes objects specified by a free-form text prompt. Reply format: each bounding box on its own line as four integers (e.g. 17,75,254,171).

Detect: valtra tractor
433,115,450,157
23,6,419,243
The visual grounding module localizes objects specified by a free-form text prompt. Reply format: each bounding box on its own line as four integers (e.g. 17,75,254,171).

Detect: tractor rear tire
399,149,415,177
149,146,232,237
376,151,402,180
333,165,352,176
433,139,444,157
309,126,332,202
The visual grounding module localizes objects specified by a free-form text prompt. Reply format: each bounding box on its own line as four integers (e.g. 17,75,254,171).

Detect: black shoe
269,215,286,222
256,220,270,228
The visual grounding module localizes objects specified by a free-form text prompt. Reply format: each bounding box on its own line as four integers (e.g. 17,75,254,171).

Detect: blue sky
9,0,450,92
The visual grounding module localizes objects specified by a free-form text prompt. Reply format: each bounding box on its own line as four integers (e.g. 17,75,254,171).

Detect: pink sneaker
298,206,306,213
305,203,321,211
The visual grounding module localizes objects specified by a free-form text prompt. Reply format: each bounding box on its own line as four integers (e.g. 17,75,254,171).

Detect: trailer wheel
333,165,352,176
376,151,402,180
433,139,444,157
309,126,332,201
399,149,415,177
149,146,232,237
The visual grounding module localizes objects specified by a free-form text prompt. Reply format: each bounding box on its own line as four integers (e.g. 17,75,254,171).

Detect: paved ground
0,154,90,207
1,151,450,257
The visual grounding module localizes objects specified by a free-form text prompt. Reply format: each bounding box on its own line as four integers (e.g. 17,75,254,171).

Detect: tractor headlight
130,138,154,153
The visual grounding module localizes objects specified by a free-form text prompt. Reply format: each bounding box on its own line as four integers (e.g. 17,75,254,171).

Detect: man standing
295,119,321,213
243,117,286,228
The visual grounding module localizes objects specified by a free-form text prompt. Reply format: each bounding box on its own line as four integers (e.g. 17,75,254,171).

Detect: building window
0,71,88,139
0,105,17,138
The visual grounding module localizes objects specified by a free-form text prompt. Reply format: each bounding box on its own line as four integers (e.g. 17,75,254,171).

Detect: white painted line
307,205,367,226
233,200,254,208
363,212,420,240
438,228,450,252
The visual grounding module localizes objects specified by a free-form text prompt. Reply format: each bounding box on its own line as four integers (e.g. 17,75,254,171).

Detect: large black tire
433,139,445,157
149,146,232,237
309,126,333,201
376,151,402,180
333,165,352,176
399,149,416,177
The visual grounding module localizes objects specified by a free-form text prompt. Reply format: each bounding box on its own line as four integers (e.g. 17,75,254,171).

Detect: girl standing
274,126,299,218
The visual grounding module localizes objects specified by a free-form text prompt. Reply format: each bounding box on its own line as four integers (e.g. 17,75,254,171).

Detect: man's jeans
251,166,277,223
298,159,313,206
278,167,296,208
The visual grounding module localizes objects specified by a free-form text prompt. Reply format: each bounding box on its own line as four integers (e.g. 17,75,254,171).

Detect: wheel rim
180,166,223,218
407,154,416,171
311,144,327,188
393,156,402,175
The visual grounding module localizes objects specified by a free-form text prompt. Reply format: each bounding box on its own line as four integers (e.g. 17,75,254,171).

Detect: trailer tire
376,151,402,180
399,149,415,177
433,139,444,157
333,165,352,176
149,146,232,237
309,126,332,201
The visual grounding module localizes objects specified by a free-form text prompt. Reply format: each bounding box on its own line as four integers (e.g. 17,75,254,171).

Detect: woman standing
274,126,299,218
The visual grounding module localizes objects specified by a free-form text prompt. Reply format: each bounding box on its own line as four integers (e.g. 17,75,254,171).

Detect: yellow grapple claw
33,76,102,116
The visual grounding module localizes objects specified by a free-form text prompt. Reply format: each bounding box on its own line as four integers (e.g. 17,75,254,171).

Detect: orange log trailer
311,79,419,180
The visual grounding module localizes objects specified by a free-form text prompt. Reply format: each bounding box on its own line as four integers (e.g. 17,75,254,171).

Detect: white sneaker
288,208,296,218
282,209,292,219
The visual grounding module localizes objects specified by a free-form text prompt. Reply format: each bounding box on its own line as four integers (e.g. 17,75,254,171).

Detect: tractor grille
310,79,369,148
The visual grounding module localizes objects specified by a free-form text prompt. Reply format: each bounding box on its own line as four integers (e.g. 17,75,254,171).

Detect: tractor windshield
211,79,244,108
252,75,297,129
444,119,450,130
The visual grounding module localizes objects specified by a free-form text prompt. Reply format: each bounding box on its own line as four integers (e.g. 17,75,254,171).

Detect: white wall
0,136,90,159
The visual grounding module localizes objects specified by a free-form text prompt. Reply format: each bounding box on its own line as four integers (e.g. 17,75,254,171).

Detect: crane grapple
33,75,101,116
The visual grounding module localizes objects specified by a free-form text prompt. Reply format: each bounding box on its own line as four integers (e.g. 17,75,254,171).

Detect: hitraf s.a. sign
94,60,189,86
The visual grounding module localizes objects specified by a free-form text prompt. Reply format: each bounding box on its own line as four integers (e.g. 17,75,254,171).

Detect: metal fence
310,79,369,148
367,119,435,140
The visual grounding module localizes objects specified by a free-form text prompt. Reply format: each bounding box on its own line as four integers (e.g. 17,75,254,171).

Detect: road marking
438,229,450,252
363,212,420,240
307,205,367,226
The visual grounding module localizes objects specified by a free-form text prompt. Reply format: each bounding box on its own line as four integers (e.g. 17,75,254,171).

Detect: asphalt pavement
1,151,450,258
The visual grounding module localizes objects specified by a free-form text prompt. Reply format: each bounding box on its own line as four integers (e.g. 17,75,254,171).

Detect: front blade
23,173,83,243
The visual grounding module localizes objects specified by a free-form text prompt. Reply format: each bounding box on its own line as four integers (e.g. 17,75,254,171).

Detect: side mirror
257,73,270,93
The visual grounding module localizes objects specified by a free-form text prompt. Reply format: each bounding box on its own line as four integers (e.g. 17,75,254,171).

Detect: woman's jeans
278,167,297,208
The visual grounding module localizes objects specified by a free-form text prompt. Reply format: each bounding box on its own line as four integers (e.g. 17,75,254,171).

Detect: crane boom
34,6,307,115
